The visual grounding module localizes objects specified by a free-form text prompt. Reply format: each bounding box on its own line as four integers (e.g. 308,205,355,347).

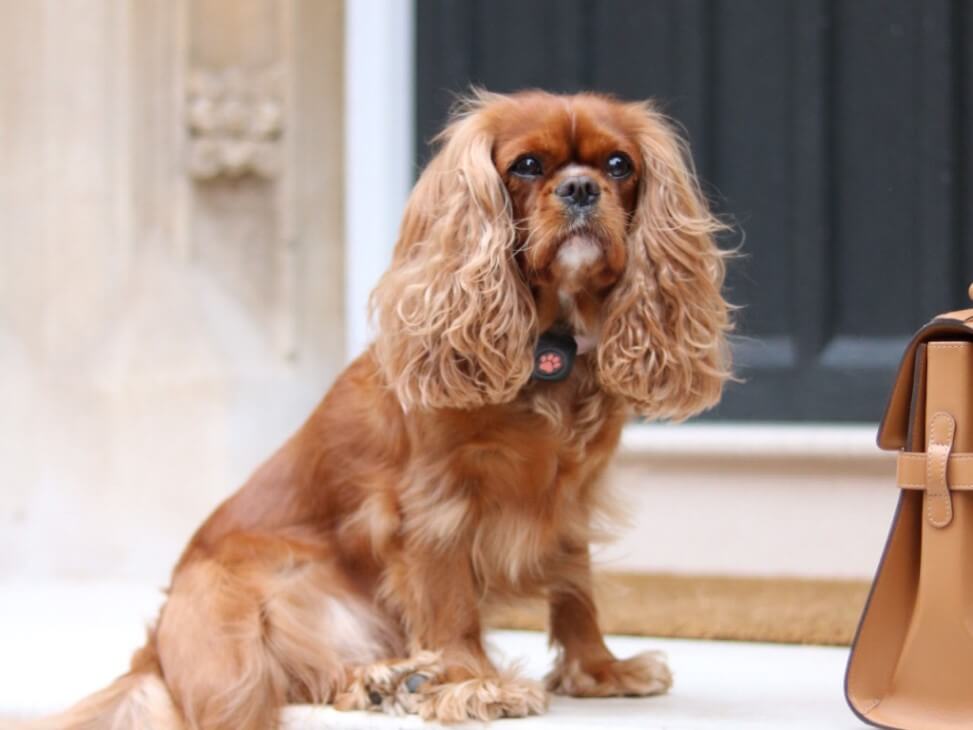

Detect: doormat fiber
485,572,870,646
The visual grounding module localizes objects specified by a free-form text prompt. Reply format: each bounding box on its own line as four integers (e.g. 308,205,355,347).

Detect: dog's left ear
596,104,732,421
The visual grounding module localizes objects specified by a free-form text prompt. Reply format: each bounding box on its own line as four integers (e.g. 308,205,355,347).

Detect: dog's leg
157,534,395,730
376,548,548,722
545,546,672,698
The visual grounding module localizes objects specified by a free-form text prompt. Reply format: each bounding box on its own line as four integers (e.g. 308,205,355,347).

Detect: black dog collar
532,330,578,382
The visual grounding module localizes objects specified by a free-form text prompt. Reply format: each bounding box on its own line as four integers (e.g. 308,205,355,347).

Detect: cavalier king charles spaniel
48,90,730,729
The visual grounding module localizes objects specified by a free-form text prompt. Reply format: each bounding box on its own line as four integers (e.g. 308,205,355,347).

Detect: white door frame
343,0,415,360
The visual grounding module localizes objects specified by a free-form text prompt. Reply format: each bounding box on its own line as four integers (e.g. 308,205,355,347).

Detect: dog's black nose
555,175,600,209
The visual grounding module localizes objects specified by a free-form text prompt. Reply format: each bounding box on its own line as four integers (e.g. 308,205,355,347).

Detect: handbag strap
897,451,973,491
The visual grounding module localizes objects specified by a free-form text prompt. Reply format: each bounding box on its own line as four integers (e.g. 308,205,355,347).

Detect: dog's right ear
369,94,537,411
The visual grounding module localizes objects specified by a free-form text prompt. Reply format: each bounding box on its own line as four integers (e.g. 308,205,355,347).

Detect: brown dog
43,90,730,729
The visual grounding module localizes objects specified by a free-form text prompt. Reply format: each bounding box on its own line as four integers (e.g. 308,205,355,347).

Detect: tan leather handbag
846,300,973,729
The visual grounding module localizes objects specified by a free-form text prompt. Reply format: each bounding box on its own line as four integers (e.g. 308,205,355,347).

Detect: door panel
416,0,972,421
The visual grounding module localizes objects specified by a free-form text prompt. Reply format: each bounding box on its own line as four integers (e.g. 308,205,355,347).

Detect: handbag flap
877,309,973,451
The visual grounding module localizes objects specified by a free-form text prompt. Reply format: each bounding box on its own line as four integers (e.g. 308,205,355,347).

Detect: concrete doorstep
0,583,866,729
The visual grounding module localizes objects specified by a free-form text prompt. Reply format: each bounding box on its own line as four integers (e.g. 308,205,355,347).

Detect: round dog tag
532,331,578,382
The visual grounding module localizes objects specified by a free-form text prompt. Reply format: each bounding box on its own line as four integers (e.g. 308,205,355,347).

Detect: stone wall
0,0,346,583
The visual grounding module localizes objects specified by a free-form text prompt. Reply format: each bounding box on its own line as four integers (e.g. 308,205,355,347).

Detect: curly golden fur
596,102,731,419
371,94,538,410
35,90,731,730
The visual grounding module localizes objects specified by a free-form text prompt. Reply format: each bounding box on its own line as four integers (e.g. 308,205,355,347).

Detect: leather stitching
896,451,973,490
926,412,955,527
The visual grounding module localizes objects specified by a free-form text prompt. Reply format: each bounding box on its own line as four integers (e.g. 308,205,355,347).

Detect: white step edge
620,422,887,461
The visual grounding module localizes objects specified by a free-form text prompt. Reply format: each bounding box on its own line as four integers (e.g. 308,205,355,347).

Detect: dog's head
371,90,731,419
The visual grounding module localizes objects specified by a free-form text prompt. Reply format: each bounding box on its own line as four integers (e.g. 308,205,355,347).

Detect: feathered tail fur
18,643,182,730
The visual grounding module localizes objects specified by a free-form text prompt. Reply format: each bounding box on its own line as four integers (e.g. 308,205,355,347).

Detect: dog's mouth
555,235,603,273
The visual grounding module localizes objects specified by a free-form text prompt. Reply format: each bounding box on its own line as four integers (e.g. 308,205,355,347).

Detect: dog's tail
19,642,183,730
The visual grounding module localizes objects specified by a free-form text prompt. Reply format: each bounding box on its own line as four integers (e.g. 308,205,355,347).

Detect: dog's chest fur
398,361,626,594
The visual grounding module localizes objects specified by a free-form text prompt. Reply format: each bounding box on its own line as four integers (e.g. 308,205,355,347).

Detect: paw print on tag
538,352,563,375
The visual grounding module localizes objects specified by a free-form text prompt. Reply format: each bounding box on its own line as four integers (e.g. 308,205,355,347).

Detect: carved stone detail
186,65,284,180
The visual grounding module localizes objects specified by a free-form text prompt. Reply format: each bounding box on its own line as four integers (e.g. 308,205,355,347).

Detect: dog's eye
606,153,633,179
510,155,543,178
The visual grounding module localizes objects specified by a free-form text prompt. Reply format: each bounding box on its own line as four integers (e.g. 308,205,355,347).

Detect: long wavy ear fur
370,94,537,410
596,103,732,421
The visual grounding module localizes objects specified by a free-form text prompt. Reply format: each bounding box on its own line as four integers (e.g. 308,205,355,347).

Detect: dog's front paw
546,651,672,698
417,675,549,722
333,651,444,715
